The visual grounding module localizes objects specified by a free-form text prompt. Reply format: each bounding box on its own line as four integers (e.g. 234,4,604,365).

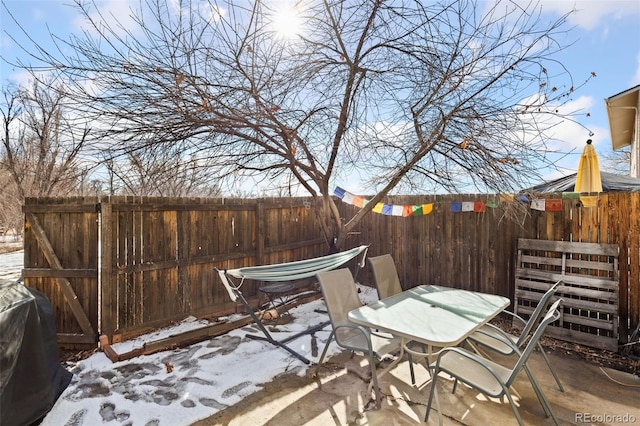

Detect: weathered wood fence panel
341,194,524,300
100,196,327,342
22,191,639,350
22,197,99,347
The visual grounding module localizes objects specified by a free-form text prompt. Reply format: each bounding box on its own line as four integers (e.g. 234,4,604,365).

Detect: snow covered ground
0,248,372,425
0,247,23,283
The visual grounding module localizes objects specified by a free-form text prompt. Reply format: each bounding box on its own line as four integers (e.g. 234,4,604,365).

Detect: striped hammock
216,245,369,302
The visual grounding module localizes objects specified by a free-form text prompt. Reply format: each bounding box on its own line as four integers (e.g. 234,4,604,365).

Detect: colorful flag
531,199,546,211
562,192,581,199
580,195,598,207
343,192,355,205
461,202,474,212
545,199,563,212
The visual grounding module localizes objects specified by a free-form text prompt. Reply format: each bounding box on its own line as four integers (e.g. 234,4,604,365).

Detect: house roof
528,171,640,193
605,85,640,150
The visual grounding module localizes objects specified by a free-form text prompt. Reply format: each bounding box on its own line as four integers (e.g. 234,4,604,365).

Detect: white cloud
72,0,138,38
545,96,599,149
538,0,640,30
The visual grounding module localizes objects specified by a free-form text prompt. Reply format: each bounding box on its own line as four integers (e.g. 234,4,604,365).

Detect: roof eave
605,85,640,150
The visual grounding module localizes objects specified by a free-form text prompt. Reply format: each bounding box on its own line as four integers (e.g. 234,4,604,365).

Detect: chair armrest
474,324,521,354
500,310,527,326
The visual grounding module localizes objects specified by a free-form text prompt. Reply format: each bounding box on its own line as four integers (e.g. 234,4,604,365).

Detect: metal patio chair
426,299,563,425
368,254,404,300
466,280,564,391
315,268,401,409
368,254,430,384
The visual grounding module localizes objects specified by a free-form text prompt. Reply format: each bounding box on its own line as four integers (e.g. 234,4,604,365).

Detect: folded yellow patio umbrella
575,139,603,193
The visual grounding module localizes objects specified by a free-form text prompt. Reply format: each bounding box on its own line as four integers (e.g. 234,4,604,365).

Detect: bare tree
104,144,222,197
0,168,22,236
7,0,594,250
601,147,631,175
1,79,89,203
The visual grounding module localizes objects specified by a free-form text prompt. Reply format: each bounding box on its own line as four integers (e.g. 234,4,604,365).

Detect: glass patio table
348,285,510,385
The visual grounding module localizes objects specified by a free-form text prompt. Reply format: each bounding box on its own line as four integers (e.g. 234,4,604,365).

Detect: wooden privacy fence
22,192,639,352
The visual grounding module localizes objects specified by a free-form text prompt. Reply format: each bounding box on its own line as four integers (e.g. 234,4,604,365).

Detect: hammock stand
215,245,369,364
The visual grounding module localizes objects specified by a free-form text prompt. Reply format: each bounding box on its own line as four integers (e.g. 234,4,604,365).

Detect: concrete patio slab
194,349,640,425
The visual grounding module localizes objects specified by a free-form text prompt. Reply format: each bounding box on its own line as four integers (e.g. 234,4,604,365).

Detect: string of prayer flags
335,187,493,217
530,199,562,211
531,194,599,211
334,187,435,216
335,185,598,217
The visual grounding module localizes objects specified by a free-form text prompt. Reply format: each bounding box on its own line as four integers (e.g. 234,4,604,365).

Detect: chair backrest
507,298,562,386
516,280,563,347
316,268,363,344
368,254,403,300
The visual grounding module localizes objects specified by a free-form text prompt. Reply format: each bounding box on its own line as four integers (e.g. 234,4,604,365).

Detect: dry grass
489,313,639,376
0,244,23,254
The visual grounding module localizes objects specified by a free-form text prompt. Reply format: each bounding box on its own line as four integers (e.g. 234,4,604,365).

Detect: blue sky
1,0,640,185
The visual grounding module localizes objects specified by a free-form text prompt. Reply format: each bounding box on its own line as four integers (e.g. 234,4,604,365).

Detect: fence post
100,196,115,339
257,202,265,265
177,205,190,313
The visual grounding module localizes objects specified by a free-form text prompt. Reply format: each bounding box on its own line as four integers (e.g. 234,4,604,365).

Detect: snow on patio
0,248,378,425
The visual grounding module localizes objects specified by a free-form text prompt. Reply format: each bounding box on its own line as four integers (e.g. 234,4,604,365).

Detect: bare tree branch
4,0,596,249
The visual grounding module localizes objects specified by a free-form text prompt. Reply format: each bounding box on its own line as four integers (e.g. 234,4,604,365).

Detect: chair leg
424,371,443,424
523,364,560,425
368,352,382,409
503,388,525,426
315,330,335,375
537,342,564,392
424,372,437,422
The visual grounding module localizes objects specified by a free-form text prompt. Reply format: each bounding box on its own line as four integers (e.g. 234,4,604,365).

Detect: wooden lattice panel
515,238,619,351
